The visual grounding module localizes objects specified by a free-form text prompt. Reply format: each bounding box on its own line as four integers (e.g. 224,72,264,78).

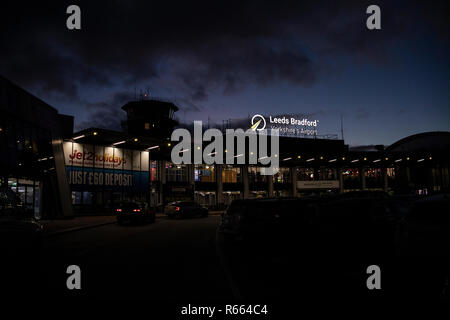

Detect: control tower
121,99,179,139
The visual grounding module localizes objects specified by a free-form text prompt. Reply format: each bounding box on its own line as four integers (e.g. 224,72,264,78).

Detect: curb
43,214,221,238
43,221,117,238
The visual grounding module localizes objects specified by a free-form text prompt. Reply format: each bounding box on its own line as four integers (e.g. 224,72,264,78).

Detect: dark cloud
76,91,135,130
0,0,448,129
76,107,123,131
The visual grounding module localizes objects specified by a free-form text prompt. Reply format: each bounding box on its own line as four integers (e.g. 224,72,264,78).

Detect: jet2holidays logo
170,119,280,175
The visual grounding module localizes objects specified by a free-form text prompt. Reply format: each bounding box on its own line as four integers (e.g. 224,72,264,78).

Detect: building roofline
386,131,450,152
0,74,61,114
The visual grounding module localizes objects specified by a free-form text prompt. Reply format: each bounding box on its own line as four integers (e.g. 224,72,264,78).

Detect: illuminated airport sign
251,114,319,136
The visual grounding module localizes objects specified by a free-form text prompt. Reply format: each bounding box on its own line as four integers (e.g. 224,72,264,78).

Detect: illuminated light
351,159,359,163
395,159,402,163
342,157,346,160
205,165,210,169
224,149,228,153
320,156,324,160
133,209,141,212
417,158,425,162
282,157,292,161
429,156,432,160
250,152,254,155
73,135,85,140
373,159,381,163
406,157,410,160
147,145,159,150
167,143,171,147
133,138,138,142
175,206,180,211
116,208,122,212
0,127,3,132
385,157,389,161
93,131,98,136
306,158,314,162
328,159,337,163
274,154,278,158
197,146,201,150
18,163,22,166
113,140,126,146
363,157,367,161
297,155,301,159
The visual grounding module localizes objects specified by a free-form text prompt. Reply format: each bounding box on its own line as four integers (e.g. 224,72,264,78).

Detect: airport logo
250,114,266,131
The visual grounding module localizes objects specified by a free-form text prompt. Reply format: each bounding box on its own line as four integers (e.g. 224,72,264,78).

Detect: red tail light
116,208,122,212
175,206,180,211
133,209,141,212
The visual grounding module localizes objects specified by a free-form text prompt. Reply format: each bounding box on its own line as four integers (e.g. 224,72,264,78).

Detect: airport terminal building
2,77,449,218
62,99,450,215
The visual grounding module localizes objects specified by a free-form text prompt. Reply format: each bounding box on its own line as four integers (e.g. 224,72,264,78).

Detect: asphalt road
4,213,447,312
37,216,234,301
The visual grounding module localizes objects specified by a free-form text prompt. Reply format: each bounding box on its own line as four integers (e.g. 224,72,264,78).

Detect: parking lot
2,192,449,307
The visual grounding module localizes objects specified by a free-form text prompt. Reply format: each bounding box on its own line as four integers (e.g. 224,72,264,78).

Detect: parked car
219,197,319,244
165,201,208,218
396,193,450,258
394,193,450,300
116,201,155,224
308,196,398,262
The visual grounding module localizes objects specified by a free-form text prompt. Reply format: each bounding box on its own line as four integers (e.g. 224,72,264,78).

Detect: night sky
1,0,449,146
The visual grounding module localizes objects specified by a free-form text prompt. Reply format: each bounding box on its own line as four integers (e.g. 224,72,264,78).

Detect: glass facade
297,168,315,181
248,167,268,183
0,114,54,218
223,166,241,183
166,163,188,182
194,164,215,182
274,167,290,183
